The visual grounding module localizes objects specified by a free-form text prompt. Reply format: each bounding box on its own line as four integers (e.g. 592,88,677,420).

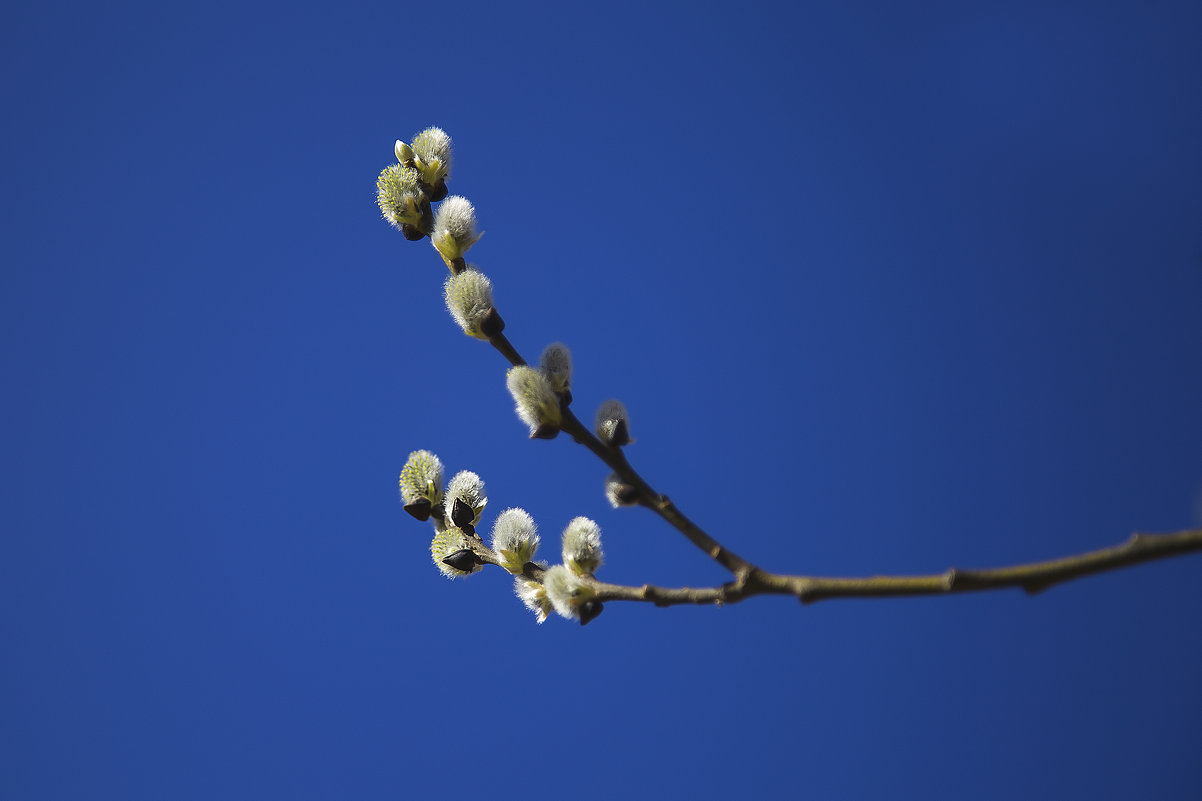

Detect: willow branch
487,332,525,367
409,168,751,575
392,148,1201,615
484,332,755,576
557,410,754,574
467,528,1202,607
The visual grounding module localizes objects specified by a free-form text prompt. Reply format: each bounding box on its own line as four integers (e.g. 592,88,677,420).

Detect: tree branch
486,333,757,576
467,528,1202,607
382,130,1201,622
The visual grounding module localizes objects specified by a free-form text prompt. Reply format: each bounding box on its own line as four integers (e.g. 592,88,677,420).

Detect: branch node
1126,532,1151,548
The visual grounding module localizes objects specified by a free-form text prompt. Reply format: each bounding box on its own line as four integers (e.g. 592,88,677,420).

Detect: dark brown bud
400,223,425,241
579,599,604,626
428,180,449,202
613,482,640,505
609,418,630,447
450,498,475,529
479,307,505,338
441,549,477,573
403,497,432,521
530,423,560,440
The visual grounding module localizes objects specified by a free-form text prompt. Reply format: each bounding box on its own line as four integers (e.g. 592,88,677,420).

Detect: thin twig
467,529,1202,608
557,410,755,575
487,332,526,367
486,334,756,575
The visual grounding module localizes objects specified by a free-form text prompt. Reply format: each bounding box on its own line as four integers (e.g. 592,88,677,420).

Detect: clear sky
3,1,1201,798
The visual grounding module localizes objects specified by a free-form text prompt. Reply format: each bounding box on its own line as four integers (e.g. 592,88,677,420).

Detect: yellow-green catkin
377,164,423,229
399,450,444,507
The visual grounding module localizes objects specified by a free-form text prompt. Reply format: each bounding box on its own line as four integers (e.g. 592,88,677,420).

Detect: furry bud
514,576,552,624
445,470,487,534
444,268,496,339
604,473,640,507
491,508,540,574
506,365,562,436
538,342,572,399
543,564,596,620
595,399,631,446
561,517,604,576
377,164,424,230
431,195,481,269
410,126,453,186
399,450,444,515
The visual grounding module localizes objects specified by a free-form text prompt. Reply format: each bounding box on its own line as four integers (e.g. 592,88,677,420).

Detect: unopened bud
441,548,477,573
539,342,572,399
491,508,540,574
514,576,552,624
431,195,482,269
578,599,604,626
595,399,631,446
403,496,433,521
562,517,604,576
444,268,496,339
543,564,596,620
410,127,453,186
604,473,639,507
506,365,562,437
445,470,487,534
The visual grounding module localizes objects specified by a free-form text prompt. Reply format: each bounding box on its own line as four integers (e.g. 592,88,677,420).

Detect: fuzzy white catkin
539,342,572,394
431,195,480,265
514,576,551,624
604,473,638,508
594,399,630,444
444,268,494,338
446,470,485,506
562,517,604,575
445,470,487,523
506,366,562,432
491,508,540,573
399,450,444,505
410,127,453,182
543,564,593,619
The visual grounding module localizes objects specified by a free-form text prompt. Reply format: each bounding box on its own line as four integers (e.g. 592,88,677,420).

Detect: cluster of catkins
381,128,645,625
398,449,608,625
379,130,636,449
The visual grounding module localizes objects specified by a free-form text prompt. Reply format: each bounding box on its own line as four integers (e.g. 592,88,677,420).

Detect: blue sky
3,1,1201,798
